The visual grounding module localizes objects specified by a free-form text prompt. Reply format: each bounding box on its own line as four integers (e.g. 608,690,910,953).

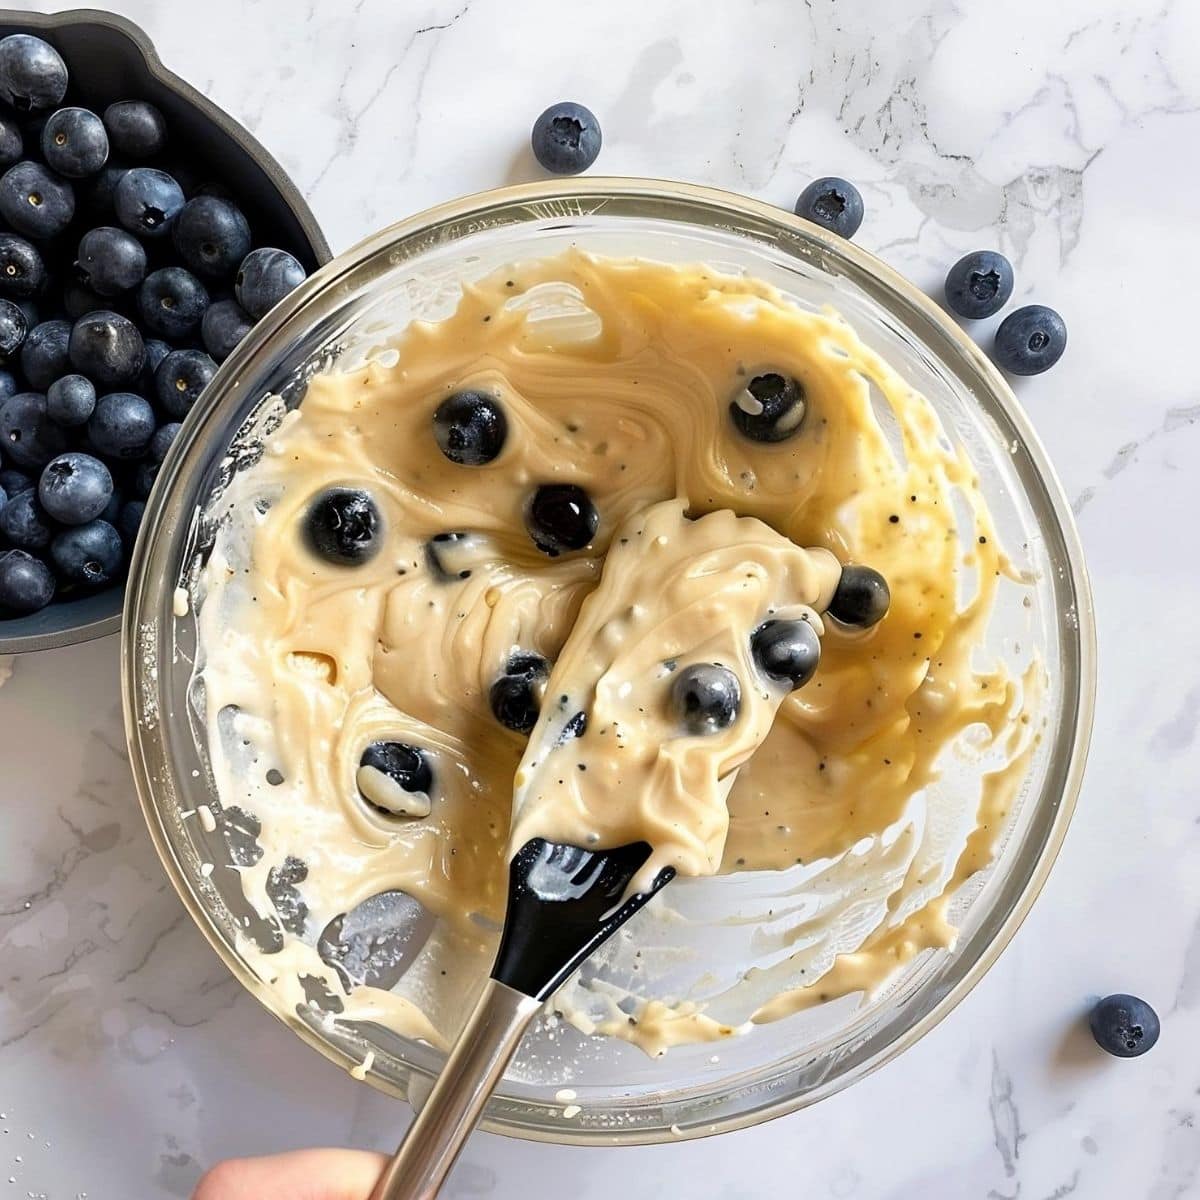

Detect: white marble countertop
2,1,1199,1196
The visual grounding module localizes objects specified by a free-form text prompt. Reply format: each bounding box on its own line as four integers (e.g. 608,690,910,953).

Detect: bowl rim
0,5,331,655
122,177,1097,1144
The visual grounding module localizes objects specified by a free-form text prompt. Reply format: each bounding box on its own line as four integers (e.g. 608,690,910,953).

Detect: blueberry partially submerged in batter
433,389,508,465
672,663,741,735
489,652,549,733
828,564,890,628
751,618,821,689
357,741,434,818
304,487,381,565
525,483,598,555
729,373,806,443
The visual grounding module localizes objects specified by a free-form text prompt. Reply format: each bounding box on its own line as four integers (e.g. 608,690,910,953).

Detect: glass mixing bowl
121,179,1095,1145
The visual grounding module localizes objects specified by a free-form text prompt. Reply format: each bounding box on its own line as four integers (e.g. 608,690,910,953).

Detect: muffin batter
194,251,1037,1055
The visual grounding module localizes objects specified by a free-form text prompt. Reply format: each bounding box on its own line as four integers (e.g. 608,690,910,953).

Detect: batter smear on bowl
194,251,1041,1056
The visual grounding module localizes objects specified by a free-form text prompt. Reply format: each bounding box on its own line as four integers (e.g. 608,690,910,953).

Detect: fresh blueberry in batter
944,250,1013,320
525,483,599,555
304,487,382,566
1090,994,1159,1058
751,618,821,689
729,372,806,443
489,652,550,734
672,663,741,735
358,741,434,811
432,389,508,465
827,564,890,629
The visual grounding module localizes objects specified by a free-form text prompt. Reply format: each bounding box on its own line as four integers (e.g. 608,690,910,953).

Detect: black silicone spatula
369,838,674,1200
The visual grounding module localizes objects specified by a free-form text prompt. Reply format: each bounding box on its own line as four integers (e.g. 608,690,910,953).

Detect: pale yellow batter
195,251,1036,1055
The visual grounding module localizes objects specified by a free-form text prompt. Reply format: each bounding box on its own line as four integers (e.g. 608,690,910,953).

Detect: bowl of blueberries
0,8,329,652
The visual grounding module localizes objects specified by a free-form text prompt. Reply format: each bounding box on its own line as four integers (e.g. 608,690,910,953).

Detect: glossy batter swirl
194,251,1036,1056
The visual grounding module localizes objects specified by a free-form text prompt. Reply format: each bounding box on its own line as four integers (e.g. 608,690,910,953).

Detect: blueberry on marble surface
1090,994,1159,1058
531,102,602,174
729,372,806,443
993,305,1067,376
304,487,382,566
944,250,1013,320
794,177,864,239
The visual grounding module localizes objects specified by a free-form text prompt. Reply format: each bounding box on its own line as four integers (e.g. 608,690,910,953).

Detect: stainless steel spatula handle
369,980,542,1200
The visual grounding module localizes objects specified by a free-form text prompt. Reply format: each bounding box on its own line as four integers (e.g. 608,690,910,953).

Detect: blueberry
794,177,865,239
357,742,434,815
0,488,52,549
76,226,146,296
0,549,55,613
0,466,32,496
84,161,127,221
38,451,112,525
69,310,145,387
154,348,217,419
102,100,167,159
46,373,96,427
525,483,599,555
730,372,806,443
41,107,108,178
172,196,251,279
116,498,144,547
751,618,821,689
132,458,159,499
200,298,253,362
433,390,507,465
0,114,21,167
234,247,306,319
0,391,67,468
672,663,741,735
304,487,382,565
0,161,75,238
149,421,181,464
0,368,15,400
0,298,26,359
531,102,602,174
50,518,123,587
138,267,209,339
0,233,43,299
827,564,890,629
19,319,71,391
87,391,155,460
61,279,119,321
944,250,1014,321
142,338,171,374
0,35,68,113
114,167,184,238
993,305,1067,376
99,485,122,526
1090,994,1159,1058
489,652,550,733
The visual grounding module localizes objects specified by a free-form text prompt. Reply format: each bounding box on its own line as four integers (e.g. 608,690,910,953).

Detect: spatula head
491,838,675,1000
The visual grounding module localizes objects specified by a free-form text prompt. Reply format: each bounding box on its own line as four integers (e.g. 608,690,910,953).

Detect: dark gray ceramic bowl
0,7,330,653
